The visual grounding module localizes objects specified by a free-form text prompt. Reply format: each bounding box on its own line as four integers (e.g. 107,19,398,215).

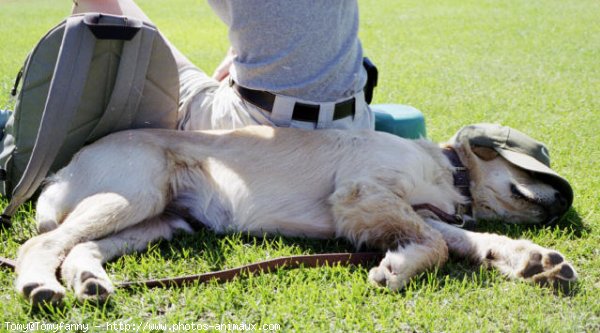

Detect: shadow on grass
25,295,118,321
143,206,587,274
375,257,580,300
153,227,361,271
109,208,583,299
467,207,588,239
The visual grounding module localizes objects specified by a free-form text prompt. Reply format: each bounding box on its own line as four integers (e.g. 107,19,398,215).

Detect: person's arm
212,47,236,82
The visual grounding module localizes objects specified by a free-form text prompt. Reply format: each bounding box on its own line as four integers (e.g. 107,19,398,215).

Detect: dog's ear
471,146,499,161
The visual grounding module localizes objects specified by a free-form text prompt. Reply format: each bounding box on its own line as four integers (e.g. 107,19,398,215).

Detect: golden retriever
15,125,576,305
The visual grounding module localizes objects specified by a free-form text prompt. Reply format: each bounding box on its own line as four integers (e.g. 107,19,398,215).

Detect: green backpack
0,13,180,225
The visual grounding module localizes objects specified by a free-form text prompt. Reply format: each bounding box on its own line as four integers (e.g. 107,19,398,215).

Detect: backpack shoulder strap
3,15,96,218
2,13,151,219
86,19,157,141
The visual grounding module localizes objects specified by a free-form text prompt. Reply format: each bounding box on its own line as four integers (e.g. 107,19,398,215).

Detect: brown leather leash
118,252,384,289
0,256,16,270
0,252,384,290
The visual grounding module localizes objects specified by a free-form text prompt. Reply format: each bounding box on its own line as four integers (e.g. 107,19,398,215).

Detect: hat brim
495,149,573,208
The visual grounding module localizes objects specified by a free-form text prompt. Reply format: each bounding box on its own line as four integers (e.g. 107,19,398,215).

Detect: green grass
1,0,599,331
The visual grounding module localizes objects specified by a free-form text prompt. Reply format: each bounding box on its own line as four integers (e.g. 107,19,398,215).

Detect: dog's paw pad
75,272,113,303
83,280,109,297
21,283,42,298
80,271,97,283
30,287,65,306
558,263,575,280
520,251,545,278
516,249,577,293
19,281,65,306
531,264,577,294
545,252,564,265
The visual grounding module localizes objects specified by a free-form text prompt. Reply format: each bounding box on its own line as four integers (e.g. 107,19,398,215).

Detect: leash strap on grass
0,256,16,270
117,252,384,290
0,252,384,289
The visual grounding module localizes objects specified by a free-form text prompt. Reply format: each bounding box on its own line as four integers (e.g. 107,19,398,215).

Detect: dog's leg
426,219,577,291
366,231,448,291
330,180,448,291
34,179,71,233
61,214,193,302
16,191,167,306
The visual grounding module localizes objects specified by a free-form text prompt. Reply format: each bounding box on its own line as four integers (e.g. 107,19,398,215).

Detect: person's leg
72,0,151,25
72,0,192,68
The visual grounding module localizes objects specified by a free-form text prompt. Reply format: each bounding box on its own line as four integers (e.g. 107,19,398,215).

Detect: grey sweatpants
176,66,374,131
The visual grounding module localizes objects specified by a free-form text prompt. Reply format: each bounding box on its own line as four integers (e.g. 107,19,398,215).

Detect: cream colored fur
15,126,577,305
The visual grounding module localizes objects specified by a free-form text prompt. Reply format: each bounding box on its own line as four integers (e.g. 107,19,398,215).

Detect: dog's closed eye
472,146,499,161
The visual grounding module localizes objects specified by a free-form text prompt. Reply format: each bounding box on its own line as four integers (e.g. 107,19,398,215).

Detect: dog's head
449,124,573,225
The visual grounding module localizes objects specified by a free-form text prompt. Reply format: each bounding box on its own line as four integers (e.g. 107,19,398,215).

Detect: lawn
1,0,599,332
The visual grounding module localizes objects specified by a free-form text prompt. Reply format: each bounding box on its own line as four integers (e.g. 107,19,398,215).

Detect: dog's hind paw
73,271,114,303
18,281,66,307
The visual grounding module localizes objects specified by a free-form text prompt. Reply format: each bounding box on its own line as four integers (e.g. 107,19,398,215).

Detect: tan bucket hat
451,123,573,212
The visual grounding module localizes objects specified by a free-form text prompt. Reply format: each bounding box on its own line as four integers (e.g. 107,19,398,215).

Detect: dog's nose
554,191,568,208
544,191,570,225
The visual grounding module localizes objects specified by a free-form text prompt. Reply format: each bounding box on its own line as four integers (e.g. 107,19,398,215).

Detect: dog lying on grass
15,123,577,305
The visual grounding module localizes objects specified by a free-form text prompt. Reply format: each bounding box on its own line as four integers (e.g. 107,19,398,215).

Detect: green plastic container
372,104,426,139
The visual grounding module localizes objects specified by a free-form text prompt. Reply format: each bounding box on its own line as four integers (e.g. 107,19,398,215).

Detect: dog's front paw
368,266,408,291
517,249,577,293
368,253,413,291
487,241,577,293
16,278,66,306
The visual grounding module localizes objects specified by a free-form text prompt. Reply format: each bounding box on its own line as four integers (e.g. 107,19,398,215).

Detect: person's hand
212,47,236,82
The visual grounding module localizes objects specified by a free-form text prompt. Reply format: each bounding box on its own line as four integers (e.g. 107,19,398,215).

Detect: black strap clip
0,214,12,229
363,57,378,104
